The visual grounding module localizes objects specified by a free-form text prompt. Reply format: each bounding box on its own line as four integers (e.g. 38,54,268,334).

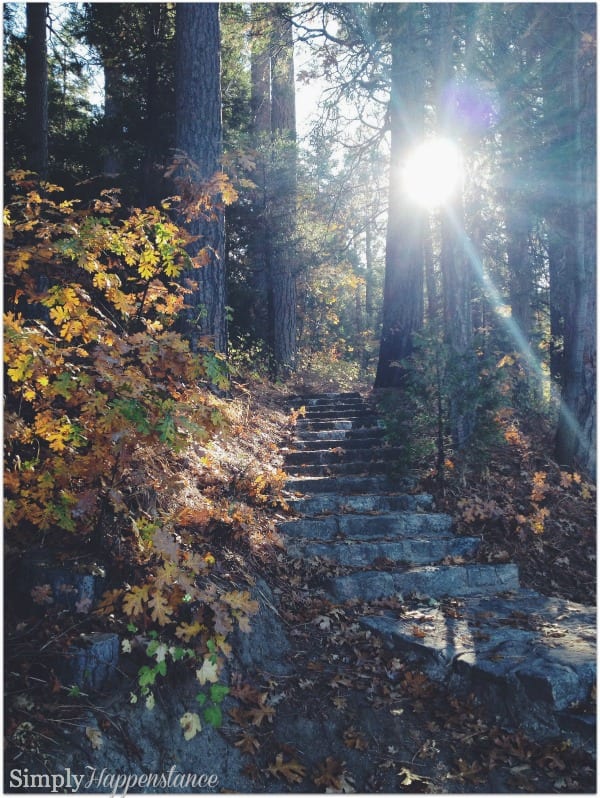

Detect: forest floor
4,376,596,792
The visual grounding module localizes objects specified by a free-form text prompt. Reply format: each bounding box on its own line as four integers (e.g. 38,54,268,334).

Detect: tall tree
552,4,596,475
174,3,227,354
25,2,48,178
269,4,298,377
375,4,425,388
247,3,272,349
434,3,477,448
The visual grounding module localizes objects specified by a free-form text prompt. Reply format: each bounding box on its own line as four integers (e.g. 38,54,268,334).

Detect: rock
55,632,119,692
17,552,107,614
230,579,292,676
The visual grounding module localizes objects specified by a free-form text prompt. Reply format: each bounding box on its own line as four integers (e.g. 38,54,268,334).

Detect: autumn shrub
293,346,367,392
4,171,226,546
3,172,277,724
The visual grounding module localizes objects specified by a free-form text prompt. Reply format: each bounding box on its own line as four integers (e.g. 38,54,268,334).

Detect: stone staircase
281,392,596,751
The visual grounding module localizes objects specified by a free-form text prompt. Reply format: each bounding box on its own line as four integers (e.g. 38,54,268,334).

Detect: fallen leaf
180,711,201,740
267,753,306,784
85,727,103,749
196,657,219,686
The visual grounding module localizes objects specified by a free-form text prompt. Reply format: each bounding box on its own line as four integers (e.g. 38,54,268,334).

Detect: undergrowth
375,333,596,606
3,171,292,755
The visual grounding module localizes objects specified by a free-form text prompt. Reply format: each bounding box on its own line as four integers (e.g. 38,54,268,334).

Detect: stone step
286,492,435,516
284,447,403,467
295,417,381,431
324,563,520,602
286,474,404,495
287,535,480,568
294,428,386,443
285,459,398,478
360,591,596,750
290,436,387,452
279,511,453,541
300,406,373,418
288,392,362,406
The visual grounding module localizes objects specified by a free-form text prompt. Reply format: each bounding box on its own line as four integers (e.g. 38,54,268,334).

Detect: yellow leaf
148,590,173,626
196,657,219,686
175,620,205,642
85,727,103,750
7,353,34,383
180,712,201,741
222,590,259,615
122,584,150,617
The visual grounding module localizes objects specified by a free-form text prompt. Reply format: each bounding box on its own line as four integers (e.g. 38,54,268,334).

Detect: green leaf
126,622,138,633
203,704,222,729
195,692,207,706
138,665,156,688
209,684,229,704
156,660,167,677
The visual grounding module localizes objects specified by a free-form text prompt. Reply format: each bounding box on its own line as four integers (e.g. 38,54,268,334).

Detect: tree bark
269,4,297,377
375,5,425,388
175,3,227,355
248,4,271,347
25,3,48,178
554,4,596,476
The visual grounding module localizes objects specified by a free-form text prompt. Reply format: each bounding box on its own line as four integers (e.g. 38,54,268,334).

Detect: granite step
285,459,400,478
298,408,377,420
295,417,381,431
360,591,596,750
289,436,387,452
288,392,362,406
287,534,480,568
286,492,435,517
284,447,403,467
279,511,453,541
285,474,409,495
324,563,520,602
294,428,386,443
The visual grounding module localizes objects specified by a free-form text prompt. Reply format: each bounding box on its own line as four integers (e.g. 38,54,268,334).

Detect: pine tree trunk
248,4,271,348
269,5,297,378
375,5,425,388
553,4,596,477
175,3,227,355
25,3,48,178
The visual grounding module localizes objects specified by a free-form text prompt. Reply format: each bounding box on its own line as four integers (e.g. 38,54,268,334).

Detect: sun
402,138,463,208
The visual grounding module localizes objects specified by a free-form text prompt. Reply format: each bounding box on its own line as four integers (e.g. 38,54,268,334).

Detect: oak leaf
175,620,205,642
148,591,174,626
267,753,306,784
180,712,201,741
122,585,150,617
85,727,103,750
196,657,219,686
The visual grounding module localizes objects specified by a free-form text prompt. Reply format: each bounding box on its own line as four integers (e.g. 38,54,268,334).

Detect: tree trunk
269,4,297,378
25,3,48,178
554,4,596,476
248,4,271,347
175,3,227,355
375,5,425,388
102,61,121,176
